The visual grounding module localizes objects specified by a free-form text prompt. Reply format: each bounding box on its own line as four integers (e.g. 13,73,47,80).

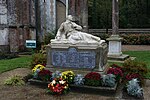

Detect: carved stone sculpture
53,15,105,44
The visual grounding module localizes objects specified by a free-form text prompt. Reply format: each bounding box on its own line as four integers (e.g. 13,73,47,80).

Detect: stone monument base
108,54,129,61
107,35,129,62
46,40,108,74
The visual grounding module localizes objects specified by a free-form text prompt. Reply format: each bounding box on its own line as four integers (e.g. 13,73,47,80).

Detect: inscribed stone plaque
52,48,96,69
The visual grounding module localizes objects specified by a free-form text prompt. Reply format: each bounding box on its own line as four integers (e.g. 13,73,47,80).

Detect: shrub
4,75,25,86
121,34,150,45
43,31,56,45
123,59,148,78
30,53,46,69
84,72,101,86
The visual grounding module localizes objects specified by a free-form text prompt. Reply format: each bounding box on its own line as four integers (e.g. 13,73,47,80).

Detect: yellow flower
32,64,45,73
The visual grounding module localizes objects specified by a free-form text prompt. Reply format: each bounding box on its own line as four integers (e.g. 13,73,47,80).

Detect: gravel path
122,45,150,51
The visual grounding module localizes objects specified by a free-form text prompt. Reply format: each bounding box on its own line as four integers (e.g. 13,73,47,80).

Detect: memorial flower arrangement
61,71,75,84
32,64,52,81
38,69,52,81
107,66,123,81
47,78,69,95
84,72,101,86
32,64,45,73
126,78,143,98
101,74,116,87
125,73,142,81
73,74,84,85
51,71,62,79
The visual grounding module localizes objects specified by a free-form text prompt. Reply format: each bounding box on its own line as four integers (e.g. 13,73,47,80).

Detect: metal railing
89,29,150,34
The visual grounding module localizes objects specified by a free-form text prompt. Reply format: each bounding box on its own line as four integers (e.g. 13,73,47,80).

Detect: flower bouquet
47,78,69,95
84,72,101,86
32,64,45,73
61,71,75,84
38,69,52,81
107,66,123,82
32,64,45,79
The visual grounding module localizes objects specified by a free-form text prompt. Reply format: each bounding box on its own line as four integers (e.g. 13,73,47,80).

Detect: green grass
123,51,150,78
0,55,32,73
123,51,150,68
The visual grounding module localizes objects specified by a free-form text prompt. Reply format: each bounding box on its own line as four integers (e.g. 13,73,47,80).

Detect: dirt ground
0,45,150,100
0,68,150,100
0,68,117,100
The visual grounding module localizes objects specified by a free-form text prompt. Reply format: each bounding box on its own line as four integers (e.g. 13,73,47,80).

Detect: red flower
38,69,52,81
125,73,142,81
107,67,123,77
47,78,69,95
38,69,52,76
85,72,101,80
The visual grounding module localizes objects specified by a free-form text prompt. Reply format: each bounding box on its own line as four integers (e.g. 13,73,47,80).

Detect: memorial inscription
52,48,96,69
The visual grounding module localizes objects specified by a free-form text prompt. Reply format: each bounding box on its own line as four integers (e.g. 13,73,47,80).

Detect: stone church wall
0,0,36,53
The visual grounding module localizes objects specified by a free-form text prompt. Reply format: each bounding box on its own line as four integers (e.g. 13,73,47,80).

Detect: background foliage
88,0,150,29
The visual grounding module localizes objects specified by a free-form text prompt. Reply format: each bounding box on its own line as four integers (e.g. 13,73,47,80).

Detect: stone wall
0,0,9,52
0,0,89,52
39,0,56,41
0,0,36,53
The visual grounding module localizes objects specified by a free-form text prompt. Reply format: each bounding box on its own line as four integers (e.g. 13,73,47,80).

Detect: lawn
123,51,150,68
0,55,32,73
0,51,150,77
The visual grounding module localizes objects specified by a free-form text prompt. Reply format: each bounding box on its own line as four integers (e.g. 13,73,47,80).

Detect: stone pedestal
107,35,129,61
46,40,108,74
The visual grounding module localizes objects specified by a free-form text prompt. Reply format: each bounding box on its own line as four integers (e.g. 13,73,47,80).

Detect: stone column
39,0,56,41
68,0,88,32
107,0,128,60
81,0,88,32
0,0,9,53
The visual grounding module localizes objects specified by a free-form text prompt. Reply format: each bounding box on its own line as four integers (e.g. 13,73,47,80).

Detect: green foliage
43,31,56,45
123,51,150,79
88,0,112,29
0,56,32,73
123,59,148,78
84,72,101,86
126,79,143,98
84,79,101,86
4,75,25,86
101,74,116,87
30,53,46,69
121,34,150,45
88,0,150,28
